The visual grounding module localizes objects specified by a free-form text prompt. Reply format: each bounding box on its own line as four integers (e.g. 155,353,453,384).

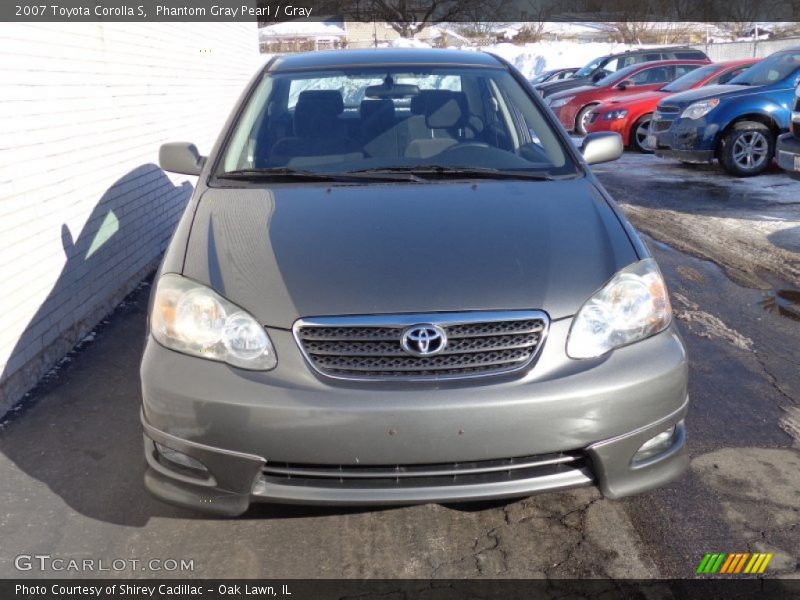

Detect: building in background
259,20,347,52
0,23,262,412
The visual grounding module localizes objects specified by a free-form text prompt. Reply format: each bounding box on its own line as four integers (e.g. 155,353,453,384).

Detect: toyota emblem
401,324,447,357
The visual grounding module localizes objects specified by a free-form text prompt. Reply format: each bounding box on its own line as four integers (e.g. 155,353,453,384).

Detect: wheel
575,104,598,135
630,114,654,153
719,121,774,177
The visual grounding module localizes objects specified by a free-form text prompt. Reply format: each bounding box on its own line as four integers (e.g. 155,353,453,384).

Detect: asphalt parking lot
0,151,799,580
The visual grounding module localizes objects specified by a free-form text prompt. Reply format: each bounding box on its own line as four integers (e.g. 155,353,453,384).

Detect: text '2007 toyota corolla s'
142,49,688,516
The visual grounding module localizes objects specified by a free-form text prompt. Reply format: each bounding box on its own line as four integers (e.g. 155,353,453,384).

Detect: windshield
574,57,607,78
729,51,800,86
219,66,576,178
593,63,642,87
661,64,717,92
531,70,554,83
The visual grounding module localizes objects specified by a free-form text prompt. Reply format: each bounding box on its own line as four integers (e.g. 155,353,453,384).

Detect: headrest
296,90,344,115
360,98,395,121
410,90,468,129
294,90,344,137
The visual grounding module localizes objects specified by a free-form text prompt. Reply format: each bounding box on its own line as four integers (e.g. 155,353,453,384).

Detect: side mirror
591,72,605,83
580,132,624,165
616,79,633,90
159,142,205,175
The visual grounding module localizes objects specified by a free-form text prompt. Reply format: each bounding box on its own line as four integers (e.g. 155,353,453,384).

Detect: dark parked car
529,67,578,85
535,46,709,98
547,60,709,134
146,49,688,516
776,85,800,179
648,47,800,176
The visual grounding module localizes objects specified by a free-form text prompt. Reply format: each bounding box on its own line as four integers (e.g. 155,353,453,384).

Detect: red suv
546,59,711,134
586,59,758,152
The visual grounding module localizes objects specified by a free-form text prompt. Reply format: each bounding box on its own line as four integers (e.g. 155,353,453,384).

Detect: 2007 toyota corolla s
142,49,688,516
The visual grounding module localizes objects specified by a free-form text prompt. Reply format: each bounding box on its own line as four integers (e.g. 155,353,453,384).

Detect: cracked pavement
0,153,798,579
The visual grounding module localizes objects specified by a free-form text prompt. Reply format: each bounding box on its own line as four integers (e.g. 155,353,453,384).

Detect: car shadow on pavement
0,165,197,526
0,166,400,526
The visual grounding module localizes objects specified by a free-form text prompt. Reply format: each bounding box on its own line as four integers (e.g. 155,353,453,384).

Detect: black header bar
3,0,800,23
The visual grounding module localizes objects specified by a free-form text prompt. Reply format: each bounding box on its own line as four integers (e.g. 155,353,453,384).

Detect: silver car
142,49,688,516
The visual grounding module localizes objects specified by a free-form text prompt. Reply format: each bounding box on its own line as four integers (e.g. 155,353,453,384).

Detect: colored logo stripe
697,552,773,574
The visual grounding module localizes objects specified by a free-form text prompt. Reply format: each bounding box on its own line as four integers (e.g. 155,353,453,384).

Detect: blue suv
648,48,800,176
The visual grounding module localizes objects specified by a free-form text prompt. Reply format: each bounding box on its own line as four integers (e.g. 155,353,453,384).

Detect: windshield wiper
217,167,422,182
347,165,571,181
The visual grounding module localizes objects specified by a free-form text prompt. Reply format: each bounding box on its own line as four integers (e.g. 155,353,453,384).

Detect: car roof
267,48,504,72
714,58,760,67
596,46,705,61
607,58,709,77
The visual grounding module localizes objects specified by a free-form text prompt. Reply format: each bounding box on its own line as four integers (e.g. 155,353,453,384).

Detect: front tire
575,104,598,135
630,114,654,153
719,121,774,177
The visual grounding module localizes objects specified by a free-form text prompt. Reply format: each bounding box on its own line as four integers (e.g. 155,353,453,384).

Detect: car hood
181,180,638,328
656,84,751,109
537,76,593,96
605,90,667,106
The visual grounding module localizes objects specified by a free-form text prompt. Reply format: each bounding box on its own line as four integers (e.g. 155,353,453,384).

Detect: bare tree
654,22,696,44
512,0,560,43
454,22,510,39
451,0,513,38
712,0,782,39
344,0,479,38
770,22,800,39
606,21,659,44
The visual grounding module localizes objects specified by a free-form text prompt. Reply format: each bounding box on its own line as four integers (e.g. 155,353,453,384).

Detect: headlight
566,259,671,359
549,95,574,108
680,99,720,120
151,274,277,370
603,109,628,120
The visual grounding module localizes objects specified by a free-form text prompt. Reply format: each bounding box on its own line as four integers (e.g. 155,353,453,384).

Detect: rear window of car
594,63,646,87
661,64,717,92
218,65,578,177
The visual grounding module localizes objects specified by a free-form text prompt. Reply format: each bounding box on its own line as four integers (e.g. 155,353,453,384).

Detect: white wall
0,23,263,412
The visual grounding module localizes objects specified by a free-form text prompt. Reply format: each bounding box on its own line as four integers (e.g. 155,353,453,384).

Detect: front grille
652,105,679,133
652,118,673,133
294,311,548,381
261,451,589,489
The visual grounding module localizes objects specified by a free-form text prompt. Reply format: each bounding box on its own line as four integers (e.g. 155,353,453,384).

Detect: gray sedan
142,48,688,516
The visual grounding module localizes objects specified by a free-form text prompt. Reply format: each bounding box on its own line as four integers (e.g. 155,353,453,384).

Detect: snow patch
673,293,754,349
475,41,637,79
391,37,431,49
779,406,800,447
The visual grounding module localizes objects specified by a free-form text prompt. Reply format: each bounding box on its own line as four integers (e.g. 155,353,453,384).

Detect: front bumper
586,116,630,145
649,116,717,163
550,104,579,131
141,319,689,515
777,133,800,179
